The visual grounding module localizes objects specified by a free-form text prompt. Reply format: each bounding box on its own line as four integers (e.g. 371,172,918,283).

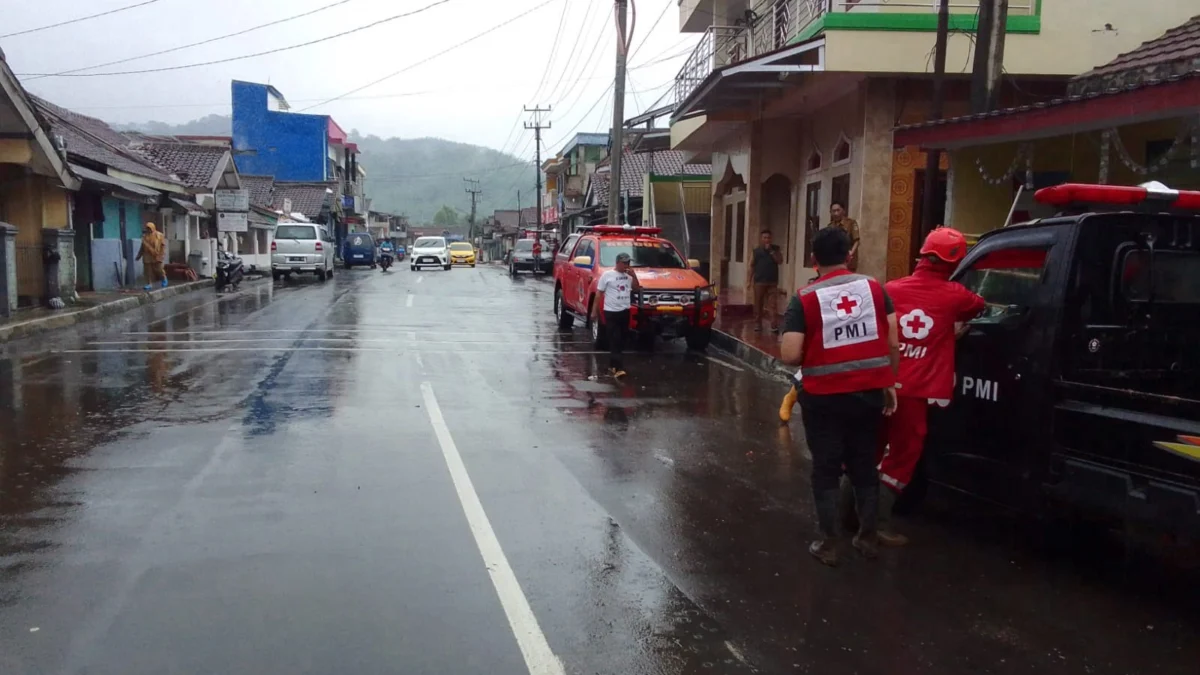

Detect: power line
26,0,358,80
628,0,672,61
530,0,571,102
364,160,530,182
297,0,556,112
0,0,165,39
550,10,612,110
16,0,452,77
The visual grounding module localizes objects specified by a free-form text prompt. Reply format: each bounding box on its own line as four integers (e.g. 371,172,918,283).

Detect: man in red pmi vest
781,227,899,566
875,227,985,545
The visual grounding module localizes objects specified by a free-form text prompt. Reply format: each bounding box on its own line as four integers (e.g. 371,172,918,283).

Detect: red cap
919,227,968,264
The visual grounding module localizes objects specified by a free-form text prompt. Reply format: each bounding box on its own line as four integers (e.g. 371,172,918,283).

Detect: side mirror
688,258,701,269
573,255,593,267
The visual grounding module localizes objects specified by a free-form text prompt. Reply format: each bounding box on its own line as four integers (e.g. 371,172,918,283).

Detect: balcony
563,175,585,198
674,0,1037,108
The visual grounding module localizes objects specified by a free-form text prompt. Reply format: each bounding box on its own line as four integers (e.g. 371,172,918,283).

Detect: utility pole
608,0,630,224
920,0,951,238
523,105,551,238
971,0,1008,114
463,178,481,240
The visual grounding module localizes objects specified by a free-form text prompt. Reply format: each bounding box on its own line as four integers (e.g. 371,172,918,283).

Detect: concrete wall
231,81,329,182
91,239,125,291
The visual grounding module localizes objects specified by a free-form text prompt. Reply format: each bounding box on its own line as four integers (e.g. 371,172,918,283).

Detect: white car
410,236,451,271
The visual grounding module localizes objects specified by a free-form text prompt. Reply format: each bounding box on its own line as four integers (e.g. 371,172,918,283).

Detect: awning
70,163,160,203
248,210,275,230
673,38,825,122
170,197,207,216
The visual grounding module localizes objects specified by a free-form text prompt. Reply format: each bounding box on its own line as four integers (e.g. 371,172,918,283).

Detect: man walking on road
594,252,641,379
874,227,985,545
780,227,899,566
136,222,167,292
751,230,783,333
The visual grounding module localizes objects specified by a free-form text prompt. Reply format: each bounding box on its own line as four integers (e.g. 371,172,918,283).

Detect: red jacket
799,270,895,395
884,261,986,400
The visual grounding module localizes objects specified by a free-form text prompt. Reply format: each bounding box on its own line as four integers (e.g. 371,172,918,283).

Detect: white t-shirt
597,270,634,312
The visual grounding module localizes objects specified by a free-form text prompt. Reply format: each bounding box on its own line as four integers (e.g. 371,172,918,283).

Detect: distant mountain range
115,115,532,223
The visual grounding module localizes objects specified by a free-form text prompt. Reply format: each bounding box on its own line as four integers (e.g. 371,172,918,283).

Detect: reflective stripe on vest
803,355,893,377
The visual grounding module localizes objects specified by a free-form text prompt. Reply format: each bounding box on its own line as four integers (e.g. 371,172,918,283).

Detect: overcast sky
1,0,696,157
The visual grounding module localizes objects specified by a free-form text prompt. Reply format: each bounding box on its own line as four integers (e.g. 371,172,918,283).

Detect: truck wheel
555,288,574,330
637,330,656,351
590,315,609,350
685,327,712,351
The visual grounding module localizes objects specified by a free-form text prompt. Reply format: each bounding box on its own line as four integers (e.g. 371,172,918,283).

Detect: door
924,236,1060,506
724,192,748,296
569,237,597,314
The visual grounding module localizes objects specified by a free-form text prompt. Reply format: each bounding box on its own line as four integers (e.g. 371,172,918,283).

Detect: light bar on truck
1035,182,1200,210
579,225,663,235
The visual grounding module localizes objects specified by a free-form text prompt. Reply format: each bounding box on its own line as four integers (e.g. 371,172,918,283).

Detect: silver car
272,223,335,281
410,236,451,271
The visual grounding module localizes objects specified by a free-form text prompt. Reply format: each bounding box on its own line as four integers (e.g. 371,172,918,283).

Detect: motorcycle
215,250,244,292
379,251,394,272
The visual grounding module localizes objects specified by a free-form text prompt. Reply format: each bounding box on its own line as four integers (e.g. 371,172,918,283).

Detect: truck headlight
697,285,716,302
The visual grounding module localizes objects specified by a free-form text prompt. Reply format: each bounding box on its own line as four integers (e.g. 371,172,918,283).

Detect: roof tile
1073,14,1200,94
136,141,228,189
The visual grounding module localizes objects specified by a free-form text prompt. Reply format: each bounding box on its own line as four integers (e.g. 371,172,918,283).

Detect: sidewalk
711,313,793,378
0,279,214,344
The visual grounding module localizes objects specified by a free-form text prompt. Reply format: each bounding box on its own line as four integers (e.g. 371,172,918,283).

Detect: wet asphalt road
1,264,1197,675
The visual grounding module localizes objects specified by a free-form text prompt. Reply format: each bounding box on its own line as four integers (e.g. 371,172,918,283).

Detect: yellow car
448,242,476,267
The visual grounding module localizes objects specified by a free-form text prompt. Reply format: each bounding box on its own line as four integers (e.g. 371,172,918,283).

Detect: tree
433,205,461,227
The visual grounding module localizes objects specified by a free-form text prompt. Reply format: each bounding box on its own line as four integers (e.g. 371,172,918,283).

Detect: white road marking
417,276,424,284
406,294,415,307
420,382,565,675
704,355,745,372
725,641,749,666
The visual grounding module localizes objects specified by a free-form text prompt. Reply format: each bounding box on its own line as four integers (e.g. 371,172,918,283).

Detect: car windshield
599,240,686,268
514,240,534,252
275,225,317,240
450,243,473,251
414,237,445,248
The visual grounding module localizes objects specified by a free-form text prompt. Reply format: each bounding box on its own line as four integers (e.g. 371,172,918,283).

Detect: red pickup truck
552,225,717,350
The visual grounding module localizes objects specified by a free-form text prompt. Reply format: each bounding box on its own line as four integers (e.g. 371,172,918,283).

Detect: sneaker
808,539,840,567
161,279,169,288
142,284,152,292
852,532,880,559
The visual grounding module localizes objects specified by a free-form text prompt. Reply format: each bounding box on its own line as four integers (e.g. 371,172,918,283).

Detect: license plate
353,254,363,259
288,256,304,263
657,305,684,313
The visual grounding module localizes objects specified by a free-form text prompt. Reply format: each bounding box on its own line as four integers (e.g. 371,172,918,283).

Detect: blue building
231,80,366,251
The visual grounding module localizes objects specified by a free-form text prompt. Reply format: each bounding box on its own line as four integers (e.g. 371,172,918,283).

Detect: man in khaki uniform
828,201,860,271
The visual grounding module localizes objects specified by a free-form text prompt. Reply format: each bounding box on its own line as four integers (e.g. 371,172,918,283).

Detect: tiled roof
272,181,337,218
1072,15,1200,95
31,96,179,185
240,174,276,208
136,141,229,189
590,150,711,206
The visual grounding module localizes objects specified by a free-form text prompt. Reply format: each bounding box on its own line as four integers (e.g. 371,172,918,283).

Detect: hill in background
116,115,531,224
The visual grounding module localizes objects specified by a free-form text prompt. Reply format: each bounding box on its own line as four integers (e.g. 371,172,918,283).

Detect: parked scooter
215,250,244,292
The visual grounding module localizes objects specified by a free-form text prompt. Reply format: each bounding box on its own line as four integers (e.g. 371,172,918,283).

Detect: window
574,238,596,263
276,225,317,240
833,136,851,165
804,181,822,261
598,240,686,268
414,237,446,248
959,248,1048,323
450,242,474,252
723,204,734,260
1121,249,1200,304
514,240,534,252
735,201,746,263
807,151,822,172
558,234,580,256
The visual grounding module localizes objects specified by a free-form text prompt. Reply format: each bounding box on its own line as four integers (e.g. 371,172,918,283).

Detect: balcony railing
675,0,1036,105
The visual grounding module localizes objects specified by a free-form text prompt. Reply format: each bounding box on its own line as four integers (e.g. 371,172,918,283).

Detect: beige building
672,0,1200,302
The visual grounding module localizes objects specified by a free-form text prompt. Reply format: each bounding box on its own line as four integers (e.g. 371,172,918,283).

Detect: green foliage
432,205,462,227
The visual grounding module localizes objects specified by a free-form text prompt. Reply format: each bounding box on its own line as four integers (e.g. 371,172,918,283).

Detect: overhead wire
297,0,556,112
16,0,453,77
540,0,600,104
26,0,359,81
529,0,571,103
0,0,165,39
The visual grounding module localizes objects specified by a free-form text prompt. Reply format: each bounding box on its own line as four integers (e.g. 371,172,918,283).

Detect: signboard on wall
215,189,249,211
217,211,248,232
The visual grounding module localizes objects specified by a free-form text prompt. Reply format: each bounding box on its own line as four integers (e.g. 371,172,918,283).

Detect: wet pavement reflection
0,267,1196,674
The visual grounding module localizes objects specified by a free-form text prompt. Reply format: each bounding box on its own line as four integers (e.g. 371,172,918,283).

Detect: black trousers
604,309,631,370
798,389,884,537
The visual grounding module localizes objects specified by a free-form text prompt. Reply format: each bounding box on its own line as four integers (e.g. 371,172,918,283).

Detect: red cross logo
900,309,934,340
831,292,863,320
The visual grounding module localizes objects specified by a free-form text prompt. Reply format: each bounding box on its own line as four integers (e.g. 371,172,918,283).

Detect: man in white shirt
593,252,641,378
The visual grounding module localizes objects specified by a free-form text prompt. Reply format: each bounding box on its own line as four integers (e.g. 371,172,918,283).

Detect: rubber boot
779,386,798,423
851,483,880,560
878,487,909,547
839,476,859,532
809,489,841,567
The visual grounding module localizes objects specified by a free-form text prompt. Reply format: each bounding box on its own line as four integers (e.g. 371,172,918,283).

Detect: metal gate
15,243,44,306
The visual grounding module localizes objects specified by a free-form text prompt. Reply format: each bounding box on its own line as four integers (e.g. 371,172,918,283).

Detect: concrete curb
0,279,215,344
711,328,796,381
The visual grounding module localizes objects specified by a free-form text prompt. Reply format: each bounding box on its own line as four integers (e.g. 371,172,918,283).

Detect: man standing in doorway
780,227,899,566
828,201,861,271
594,252,641,379
751,230,783,333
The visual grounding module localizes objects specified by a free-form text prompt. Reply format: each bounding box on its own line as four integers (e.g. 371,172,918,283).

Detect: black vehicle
918,183,1200,538
379,250,393,272
215,250,244,293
